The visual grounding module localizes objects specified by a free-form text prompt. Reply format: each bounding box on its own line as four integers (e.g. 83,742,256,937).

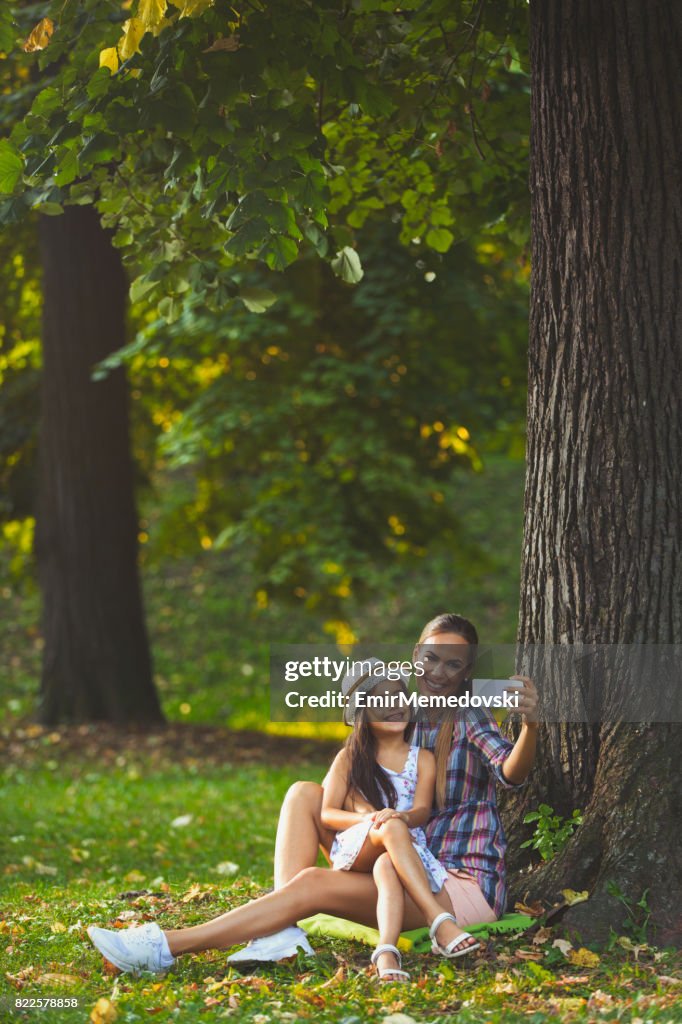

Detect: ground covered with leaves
1,726,680,1024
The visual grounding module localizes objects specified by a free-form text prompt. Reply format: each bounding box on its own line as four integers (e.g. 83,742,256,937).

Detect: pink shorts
442,869,497,927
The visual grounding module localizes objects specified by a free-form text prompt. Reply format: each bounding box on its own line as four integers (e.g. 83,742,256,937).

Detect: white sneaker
87,921,176,976
226,925,315,963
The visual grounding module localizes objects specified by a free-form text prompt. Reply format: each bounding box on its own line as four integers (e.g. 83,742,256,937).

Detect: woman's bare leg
372,854,406,979
164,866,431,957
369,818,477,951
273,782,335,888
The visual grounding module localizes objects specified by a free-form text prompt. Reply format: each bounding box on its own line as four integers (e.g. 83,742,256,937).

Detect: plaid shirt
414,709,526,918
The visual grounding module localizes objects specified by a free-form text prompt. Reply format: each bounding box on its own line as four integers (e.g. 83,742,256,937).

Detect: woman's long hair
345,689,415,811
416,613,478,809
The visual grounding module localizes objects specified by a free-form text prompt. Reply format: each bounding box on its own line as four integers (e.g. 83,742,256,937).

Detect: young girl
320,666,480,984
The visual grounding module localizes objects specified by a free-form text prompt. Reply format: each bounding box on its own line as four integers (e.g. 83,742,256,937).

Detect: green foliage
521,804,583,862
111,217,527,609
1,0,530,320
1,456,526,726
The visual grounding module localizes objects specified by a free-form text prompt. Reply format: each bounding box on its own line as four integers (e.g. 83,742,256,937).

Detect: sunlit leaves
99,48,119,74
170,0,215,18
238,286,277,313
0,141,23,194
138,0,168,32
425,226,454,253
118,18,145,61
331,246,364,283
1,0,529,316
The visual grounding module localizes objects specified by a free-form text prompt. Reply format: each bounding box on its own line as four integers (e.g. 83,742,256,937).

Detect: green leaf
331,246,364,284
0,141,24,195
261,235,298,271
80,134,120,166
158,295,181,323
239,286,278,313
55,149,79,188
425,227,454,253
34,201,64,216
302,218,328,257
130,276,157,304
225,218,270,257
31,87,62,119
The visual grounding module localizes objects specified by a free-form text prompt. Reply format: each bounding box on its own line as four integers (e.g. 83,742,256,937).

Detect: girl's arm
389,749,436,829
321,750,375,830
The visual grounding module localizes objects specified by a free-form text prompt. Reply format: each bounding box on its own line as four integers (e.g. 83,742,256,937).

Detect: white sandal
370,943,411,983
429,912,480,959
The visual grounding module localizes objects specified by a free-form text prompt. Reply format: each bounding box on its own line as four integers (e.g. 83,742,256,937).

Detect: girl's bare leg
368,818,477,951
372,853,406,979
164,866,430,957
273,782,335,889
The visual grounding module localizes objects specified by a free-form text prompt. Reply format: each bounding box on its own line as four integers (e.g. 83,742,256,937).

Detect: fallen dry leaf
561,888,589,906
36,973,80,986
90,997,118,1024
567,947,600,968
514,948,544,961
5,966,36,989
514,899,545,917
552,938,573,956
532,926,553,945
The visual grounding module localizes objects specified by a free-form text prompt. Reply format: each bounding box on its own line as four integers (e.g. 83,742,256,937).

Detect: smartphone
471,678,522,722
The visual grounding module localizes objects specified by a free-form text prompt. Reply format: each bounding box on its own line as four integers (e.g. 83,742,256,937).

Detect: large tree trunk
34,205,163,725
505,1,682,946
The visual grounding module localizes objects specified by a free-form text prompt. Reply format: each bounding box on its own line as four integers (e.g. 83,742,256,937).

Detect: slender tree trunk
504,0,682,945
34,204,163,725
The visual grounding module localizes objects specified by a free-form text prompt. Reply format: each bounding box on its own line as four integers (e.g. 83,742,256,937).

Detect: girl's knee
372,852,398,882
288,866,326,889
284,780,323,809
380,817,410,840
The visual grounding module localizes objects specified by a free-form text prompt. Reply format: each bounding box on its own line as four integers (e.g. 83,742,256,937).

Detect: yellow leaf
99,48,119,73
118,18,145,61
22,18,54,53
567,947,601,968
561,888,589,906
123,869,145,883
36,973,80,986
50,922,67,933
91,998,118,1024
137,0,167,31
171,0,215,16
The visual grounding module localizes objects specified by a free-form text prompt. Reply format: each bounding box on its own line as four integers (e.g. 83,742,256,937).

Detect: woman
87,613,538,977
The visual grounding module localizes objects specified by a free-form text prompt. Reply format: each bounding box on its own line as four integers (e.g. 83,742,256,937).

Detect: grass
1,732,681,1024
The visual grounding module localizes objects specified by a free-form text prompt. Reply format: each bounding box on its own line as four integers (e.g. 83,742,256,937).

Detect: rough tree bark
34,204,163,725
502,1,682,946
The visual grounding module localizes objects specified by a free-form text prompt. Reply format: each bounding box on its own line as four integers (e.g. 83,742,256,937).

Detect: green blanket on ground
298,912,534,953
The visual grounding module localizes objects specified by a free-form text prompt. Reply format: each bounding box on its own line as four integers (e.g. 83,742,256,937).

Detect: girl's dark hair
345,683,415,811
